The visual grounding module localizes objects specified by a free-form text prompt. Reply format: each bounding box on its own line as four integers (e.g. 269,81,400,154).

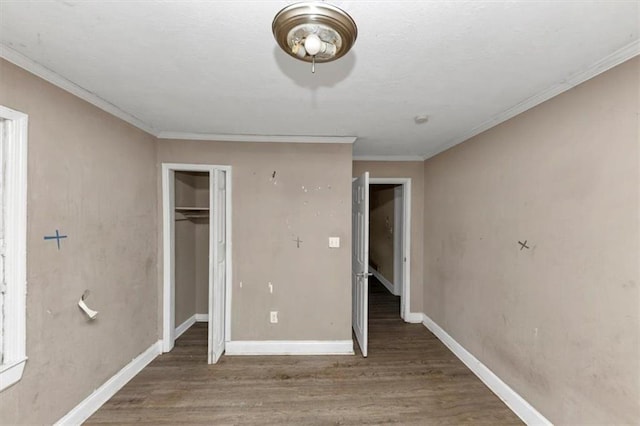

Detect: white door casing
166,170,176,352
352,172,369,357
0,106,28,391
0,118,5,363
209,169,226,363
162,163,232,358
369,177,412,322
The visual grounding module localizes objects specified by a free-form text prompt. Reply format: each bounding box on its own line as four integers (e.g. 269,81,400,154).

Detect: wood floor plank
87,279,522,425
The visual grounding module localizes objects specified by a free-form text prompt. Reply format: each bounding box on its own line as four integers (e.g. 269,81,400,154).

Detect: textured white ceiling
0,1,638,159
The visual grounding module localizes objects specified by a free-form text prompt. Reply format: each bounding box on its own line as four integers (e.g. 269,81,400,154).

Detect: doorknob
357,272,373,277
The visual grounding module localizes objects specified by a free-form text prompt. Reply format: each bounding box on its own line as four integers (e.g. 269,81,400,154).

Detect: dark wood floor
87,279,521,425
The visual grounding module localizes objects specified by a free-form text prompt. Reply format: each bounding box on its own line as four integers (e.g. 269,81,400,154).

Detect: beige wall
175,171,196,207
193,174,210,315
195,221,209,314
422,57,639,424
174,172,197,325
369,184,396,283
353,161,424,313
4,43,634,425
174,172,210,324
0,59,158,424
175,219,196,324
158,141,353,340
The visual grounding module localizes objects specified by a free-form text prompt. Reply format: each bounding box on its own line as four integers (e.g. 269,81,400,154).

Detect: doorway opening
369,183,403,301
161,163,232,364
352,174,411,357
173,171,209,356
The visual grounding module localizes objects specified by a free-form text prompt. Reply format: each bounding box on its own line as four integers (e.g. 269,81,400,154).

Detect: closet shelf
175,206,210,220
175,206,209,211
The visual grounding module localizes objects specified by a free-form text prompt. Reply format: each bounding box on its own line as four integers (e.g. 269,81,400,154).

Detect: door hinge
0,282,6,294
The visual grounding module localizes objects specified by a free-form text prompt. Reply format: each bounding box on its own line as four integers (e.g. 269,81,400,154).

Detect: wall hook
78,290,98,320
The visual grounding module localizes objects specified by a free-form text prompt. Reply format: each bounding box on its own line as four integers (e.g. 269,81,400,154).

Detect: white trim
175,313,208,340
403,312,423,323
368,178,411,321
225,340,354,355
158,132,356,144
224,168,233,342
3,37,635,161
162,163,232,356
369,266,397,296
0,44,155,136
0,105,28,393
54,340,162,426
424,40,640,159
0,357,26,391
392,185,403,296
369,178,412,185
208,171,215,363
161,165,175,352
353,155,424,162
421,314,553,426
175,315,196,339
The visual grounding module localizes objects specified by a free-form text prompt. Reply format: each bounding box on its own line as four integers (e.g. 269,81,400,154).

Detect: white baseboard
176,314,208,339
175,315,196,339
225,340,354,355
369,267,399,296
404,312,424,323
421,314,552,425
55,340,162,425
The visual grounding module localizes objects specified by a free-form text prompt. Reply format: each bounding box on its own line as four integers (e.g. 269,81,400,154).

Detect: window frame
0,105,28,392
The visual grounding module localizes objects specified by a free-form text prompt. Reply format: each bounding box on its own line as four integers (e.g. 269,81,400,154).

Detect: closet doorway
161,163,232,364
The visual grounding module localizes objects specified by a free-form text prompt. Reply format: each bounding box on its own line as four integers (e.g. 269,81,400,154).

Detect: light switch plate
329,237,340,248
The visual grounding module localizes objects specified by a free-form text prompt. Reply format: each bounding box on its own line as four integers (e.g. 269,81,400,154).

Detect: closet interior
174,171,210,340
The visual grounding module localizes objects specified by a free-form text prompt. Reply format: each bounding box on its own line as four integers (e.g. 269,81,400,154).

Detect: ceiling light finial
272,2,357,74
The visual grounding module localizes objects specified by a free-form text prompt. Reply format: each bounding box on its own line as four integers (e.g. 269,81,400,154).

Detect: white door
208,169,226,363
0,120,5,361
352,172,370,357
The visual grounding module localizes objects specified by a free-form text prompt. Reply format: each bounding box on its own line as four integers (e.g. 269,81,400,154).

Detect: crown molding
0,44,156,136
157,131,357,144
352,155,425,162
3,37,636,157
424,39,640,160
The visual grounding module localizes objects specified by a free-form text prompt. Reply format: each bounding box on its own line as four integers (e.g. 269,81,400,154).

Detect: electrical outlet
270,311,278,323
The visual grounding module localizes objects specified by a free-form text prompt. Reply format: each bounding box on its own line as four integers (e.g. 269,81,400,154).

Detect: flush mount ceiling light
272,1,357,73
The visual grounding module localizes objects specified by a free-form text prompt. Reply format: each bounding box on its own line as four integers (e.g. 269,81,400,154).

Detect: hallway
87,279,521,425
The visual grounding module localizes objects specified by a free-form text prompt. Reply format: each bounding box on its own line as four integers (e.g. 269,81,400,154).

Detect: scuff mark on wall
622,280,637,289
518,240,530,250
43,229,68,250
